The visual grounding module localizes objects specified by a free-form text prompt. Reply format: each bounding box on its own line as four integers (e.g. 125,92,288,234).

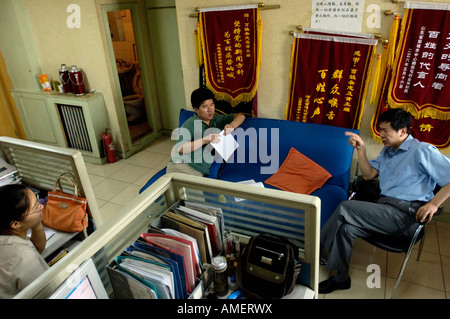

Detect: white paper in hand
211,130,239,161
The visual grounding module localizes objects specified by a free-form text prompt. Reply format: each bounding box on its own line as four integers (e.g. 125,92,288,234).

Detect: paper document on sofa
235,180,265,202
212,130,239,161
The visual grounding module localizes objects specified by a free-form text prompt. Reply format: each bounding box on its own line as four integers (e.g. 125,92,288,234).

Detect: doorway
107,9,152,144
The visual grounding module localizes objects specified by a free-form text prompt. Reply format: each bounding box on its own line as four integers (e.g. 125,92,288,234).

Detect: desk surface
283,285,315,299
41,228,79,259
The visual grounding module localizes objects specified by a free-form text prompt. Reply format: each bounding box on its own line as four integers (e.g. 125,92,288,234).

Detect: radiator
58,104,93,152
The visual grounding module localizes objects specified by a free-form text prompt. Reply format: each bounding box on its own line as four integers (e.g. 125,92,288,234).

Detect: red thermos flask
59,64,72,93
69,65,86,95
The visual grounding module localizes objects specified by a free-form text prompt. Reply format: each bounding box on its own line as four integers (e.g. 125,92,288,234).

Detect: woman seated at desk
0,184,48,298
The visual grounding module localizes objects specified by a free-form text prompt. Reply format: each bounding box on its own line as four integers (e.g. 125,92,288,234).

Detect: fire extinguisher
101,129,117,163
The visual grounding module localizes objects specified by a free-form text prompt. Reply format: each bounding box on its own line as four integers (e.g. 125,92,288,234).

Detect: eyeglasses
25,201,44,217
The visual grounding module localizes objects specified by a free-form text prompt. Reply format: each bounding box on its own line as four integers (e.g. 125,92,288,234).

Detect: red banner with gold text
198,5,262,107
372,100,450,150
373,41,450,150
285,32,377,129
388,2,450,120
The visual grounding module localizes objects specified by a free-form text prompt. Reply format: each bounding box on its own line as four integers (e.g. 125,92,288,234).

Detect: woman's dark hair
379,108,412,134
190,88,215,110
0,184,30,234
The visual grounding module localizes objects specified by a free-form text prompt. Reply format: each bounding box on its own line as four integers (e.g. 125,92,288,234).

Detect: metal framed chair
349,174,443,298
363,220,427,299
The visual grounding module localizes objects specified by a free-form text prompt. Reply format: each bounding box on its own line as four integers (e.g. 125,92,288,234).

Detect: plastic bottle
228,275,238,292
39,74,52,92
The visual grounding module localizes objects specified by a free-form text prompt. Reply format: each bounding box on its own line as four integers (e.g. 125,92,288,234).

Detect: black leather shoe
319,276,351,294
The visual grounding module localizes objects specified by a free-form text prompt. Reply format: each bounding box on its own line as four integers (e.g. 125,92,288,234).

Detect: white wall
20,0,127,153
1,0,448,213
175,0,448,154
175,0,450,212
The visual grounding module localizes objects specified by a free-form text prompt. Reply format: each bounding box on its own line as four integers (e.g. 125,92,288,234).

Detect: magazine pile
0,158,20,186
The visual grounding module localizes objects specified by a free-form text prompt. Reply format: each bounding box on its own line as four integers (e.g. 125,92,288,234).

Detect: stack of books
0,158,21,186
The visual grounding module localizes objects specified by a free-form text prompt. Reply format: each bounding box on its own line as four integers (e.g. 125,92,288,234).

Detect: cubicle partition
0,136,102,227
0,136,102,259
15,173,321,299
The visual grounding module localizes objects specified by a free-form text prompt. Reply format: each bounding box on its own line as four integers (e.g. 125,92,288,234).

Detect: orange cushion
265,147,332,195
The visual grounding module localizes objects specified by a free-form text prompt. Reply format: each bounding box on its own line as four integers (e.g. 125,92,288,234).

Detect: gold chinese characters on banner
388,2,450,120
372,2,450,150
197,4,262,107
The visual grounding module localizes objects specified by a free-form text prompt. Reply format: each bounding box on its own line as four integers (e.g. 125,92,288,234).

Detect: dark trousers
320,197,423,279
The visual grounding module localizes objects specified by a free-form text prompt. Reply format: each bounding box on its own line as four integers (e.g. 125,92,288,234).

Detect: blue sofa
140,109,358,226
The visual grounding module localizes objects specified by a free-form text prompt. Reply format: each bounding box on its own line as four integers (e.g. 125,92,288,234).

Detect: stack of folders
0,158,21,186
107,201,225,299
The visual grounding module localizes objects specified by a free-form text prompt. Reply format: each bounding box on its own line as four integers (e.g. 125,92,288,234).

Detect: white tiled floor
85,135,450,299
319,221,450,299
84,135,175,223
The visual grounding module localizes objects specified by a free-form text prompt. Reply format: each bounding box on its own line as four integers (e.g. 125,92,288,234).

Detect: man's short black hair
191,88,215,109
379,108,412,134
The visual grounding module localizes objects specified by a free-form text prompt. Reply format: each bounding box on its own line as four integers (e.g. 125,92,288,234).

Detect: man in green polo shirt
168,88,245,176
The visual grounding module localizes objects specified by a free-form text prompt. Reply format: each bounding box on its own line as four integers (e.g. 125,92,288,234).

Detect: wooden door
0,48,26,139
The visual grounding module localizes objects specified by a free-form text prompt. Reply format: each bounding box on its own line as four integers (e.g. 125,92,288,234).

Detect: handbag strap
53,171,79,197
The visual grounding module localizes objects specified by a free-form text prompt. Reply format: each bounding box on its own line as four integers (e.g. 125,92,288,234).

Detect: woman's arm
30,222,46,254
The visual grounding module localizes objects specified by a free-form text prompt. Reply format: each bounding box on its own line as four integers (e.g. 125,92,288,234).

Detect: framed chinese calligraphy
197,4,262,109
285,31,377,129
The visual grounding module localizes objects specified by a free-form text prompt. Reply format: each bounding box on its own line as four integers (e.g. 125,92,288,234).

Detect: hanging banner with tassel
372,13,450,150
197,4,262,107
285,31,377,129
387,2,450,120
372,58,450,150
372,103,450,150
370,52,383,105
387,14,401,69
370,14,401,107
